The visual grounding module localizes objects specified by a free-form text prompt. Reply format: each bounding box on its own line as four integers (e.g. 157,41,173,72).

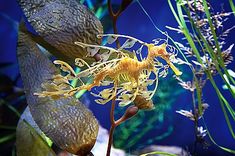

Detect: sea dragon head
147,43,182,76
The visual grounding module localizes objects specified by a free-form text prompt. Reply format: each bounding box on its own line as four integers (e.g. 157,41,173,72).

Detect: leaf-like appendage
100,80,113,86
107,35,118,44
95,99,106,105
117,93,133,106
75,58,90,68
54,60,76,77
141,90,153,100
53,74,70,84
119,39,136,49
87,47,100,57
100,88,113,99
136,45,144,54
159,68,168,78
100,51,113,62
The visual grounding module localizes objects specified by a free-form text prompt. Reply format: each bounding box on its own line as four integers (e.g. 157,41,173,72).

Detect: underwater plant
222,69,235,94
14,0,104,155
0,72,23,155
17,26,99,155
17,0,103,64
2,0,235,155
164,0,235,154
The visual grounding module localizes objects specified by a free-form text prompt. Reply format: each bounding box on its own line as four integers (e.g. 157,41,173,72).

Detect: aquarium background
0,0,234,155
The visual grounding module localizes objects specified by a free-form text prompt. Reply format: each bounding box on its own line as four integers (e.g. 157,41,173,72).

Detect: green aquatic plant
0,72,23,151
135,0,235,154
229,0,235,16
222,69,235,94
165,0,235,154
140,151,177,156
5,0,235,155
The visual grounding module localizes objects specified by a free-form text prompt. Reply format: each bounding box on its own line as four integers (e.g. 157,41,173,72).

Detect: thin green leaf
181,3,235,98
0,133,15,143
0,125,16,130
0,99,21,117
174,2,204,114
23,120,54,148
175,2,202,62
140,151,177,156
202,0,235,86
203,117,235,154
207,71,235,140
167,0,183,28
229,0,235,16
171,0,235,149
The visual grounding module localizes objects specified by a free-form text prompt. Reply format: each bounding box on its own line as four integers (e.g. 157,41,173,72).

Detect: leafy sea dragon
36,34,182,106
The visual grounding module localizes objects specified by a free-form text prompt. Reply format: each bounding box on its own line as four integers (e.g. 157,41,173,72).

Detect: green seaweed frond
167,0,235,153
140,151,177,156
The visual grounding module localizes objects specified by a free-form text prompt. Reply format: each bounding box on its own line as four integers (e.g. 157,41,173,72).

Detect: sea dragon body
36,34,182,106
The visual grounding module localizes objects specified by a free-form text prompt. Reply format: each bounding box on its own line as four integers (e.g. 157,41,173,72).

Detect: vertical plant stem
112,18,120,48
108,0,121,48
106,123,116,156
191,90,198,156
193,117,199,156
106,92,117,156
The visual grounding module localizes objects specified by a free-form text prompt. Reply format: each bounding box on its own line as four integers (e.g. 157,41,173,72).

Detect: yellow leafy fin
100,88,113,99
118,93,133,106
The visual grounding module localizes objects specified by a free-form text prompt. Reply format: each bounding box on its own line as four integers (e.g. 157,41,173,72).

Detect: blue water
0,0,234,155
